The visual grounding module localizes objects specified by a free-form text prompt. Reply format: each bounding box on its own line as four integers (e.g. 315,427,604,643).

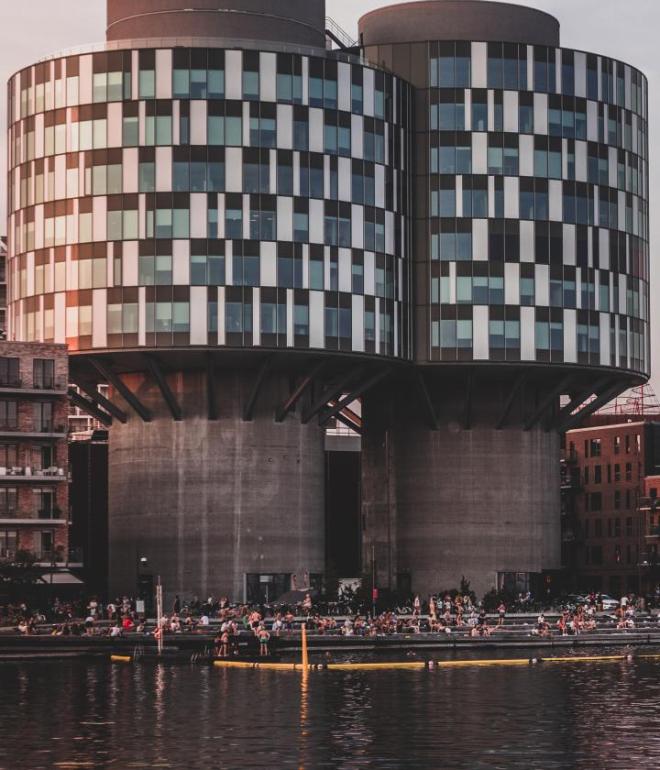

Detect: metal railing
325,17,358,50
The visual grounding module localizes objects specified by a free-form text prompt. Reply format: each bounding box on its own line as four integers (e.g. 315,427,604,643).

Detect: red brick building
566,419,660,596
0,342,69,567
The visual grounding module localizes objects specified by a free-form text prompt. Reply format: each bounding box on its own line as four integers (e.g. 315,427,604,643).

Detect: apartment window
594,465,602,484
626,517,633,537
614,490,621,510
592,546,603,565
0,358,20,387
0,530,17,559
614,464,621,482
35,531,54,560
0,401,18,430
33,359,55,389
34,488,55,518
625,435,631,454
590,438,601,457
594,519,602,537
625,463,632,482
591,492,602,511
33,402,53,433
0,488,17,517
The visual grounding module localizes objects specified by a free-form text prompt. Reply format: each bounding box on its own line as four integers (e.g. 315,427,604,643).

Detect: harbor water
1,657,659,769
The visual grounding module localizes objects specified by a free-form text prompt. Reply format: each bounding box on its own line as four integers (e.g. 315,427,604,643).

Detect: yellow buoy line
112,627,660,669
208,653,660,672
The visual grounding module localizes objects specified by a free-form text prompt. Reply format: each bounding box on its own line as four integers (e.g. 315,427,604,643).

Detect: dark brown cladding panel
359,0,560,47
106,0,327,48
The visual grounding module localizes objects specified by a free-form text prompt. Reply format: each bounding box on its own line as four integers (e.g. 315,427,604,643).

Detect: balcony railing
38,508,63,520
0,466,66,478
0,379,65,390
0,379,22,388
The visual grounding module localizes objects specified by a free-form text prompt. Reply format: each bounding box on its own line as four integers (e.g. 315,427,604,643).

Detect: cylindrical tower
359,0,650,597
107,0,327,48
6,2,413,601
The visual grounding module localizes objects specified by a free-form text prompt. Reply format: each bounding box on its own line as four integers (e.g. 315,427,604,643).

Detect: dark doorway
325,450,361,577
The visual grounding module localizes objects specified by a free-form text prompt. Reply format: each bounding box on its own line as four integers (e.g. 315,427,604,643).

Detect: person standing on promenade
413,595,421,617
258,625,271,657
497,602,506,626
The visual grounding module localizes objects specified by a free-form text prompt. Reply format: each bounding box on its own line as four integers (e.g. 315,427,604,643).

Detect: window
242,51,260,100
225,195,243,239
0,401,18,430
594,465,602,484
430,42,471,88
0,358,20,387
0,488,17,517
625,463,632,482
138,50,155,98
250,103,277,148
249,195,277,241
243,149,270,194
33,359,55,389
33,402,53,432
276,54,302,104
0,530,18,559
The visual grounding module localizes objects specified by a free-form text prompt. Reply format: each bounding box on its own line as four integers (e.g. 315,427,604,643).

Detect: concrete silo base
362,381,562,600
107,368,325,604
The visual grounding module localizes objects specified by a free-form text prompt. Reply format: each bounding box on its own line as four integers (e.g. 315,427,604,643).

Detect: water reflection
1,659,660,769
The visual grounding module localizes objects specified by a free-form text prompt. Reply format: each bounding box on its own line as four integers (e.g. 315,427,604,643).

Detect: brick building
0,342,70,567
0,237,6,340
566,420,660,596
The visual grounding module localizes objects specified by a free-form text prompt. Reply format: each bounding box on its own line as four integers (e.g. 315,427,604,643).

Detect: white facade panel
309,290,324,348
473,306,489,360
189,286,207,345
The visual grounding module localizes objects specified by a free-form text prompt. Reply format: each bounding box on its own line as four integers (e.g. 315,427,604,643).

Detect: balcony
0,379,67,397
38,507,64,521
0,424,67,440
0,466,67,481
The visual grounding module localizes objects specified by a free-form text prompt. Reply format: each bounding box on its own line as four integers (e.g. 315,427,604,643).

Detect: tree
0,551,43,592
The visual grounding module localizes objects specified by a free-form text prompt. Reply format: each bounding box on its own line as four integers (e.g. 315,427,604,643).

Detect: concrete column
108,368,325,604
362,378,562,600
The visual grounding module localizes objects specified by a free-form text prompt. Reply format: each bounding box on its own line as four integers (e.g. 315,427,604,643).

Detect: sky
1,0,658,389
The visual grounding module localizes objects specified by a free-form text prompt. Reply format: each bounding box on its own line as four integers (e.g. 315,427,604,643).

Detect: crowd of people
2,589,657,644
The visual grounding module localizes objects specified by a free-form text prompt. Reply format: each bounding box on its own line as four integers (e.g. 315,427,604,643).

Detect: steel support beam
206,354,219,421
496,371,528,430
242,357,272,422
67,388,112,427
523,375,573,431
144,355,182,421
89,358,152,422
556,377,614,423
319,368,391,427
558,383,629,434
302,367,365,425
415,370,439,431
76,382,128,423
275,360,327,423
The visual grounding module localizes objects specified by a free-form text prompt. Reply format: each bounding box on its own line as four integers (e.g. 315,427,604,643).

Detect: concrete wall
107,0,327,47
108,368,325,603
359,1,560,47
362,378,562,599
